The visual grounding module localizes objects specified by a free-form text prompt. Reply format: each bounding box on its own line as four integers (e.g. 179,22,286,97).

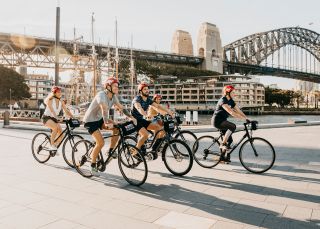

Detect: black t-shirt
131,95,153,120
213,96,236,120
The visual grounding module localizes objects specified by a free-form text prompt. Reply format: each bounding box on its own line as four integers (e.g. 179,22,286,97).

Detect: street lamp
9,88,12,105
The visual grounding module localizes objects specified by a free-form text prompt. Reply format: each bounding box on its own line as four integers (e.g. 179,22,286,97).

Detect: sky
1,0,319,89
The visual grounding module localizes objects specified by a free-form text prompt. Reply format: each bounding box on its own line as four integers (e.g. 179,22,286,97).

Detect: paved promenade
0,126,319,228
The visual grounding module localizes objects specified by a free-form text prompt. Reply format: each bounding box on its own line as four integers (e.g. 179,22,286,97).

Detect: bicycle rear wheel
192,135,221,168
72,139,103,178
31,133,51,163
118,144,148,186
162,139,193,176
62,134,83,168
239,137,276,174
174,130,197,152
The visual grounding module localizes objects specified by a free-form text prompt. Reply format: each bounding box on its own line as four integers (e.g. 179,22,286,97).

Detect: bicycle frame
217,123,253,155
50,122,73,149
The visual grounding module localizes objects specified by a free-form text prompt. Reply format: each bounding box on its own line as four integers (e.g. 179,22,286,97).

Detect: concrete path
0,126,319,228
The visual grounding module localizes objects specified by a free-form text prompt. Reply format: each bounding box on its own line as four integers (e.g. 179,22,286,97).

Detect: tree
0,65,31,102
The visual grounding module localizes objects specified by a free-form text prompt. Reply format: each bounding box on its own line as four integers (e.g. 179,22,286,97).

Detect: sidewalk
0,126,319,228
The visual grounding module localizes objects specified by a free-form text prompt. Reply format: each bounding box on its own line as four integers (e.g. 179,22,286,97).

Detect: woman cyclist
42,86,74,152
212,85,249,163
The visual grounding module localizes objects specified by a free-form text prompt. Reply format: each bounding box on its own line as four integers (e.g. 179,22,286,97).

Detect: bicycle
72,121,148,186
192,121,276,174
172,112,198,150
31,118,83,167
130,114,193,176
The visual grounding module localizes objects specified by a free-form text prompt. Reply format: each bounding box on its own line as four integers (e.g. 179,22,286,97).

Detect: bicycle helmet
51,86,61,94
138,82,148,92
153,94,162,101
104,77,119,94
224,85,235,93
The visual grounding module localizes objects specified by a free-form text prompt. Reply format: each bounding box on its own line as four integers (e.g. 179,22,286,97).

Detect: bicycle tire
62,134,83,168
174,130,197,153
162,139,193,176
118,144,148,186
31,132,51,163
239,137,276,174
192,135,222,168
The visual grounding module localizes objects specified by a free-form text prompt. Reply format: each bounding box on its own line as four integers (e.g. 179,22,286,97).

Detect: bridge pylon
197,22,223,73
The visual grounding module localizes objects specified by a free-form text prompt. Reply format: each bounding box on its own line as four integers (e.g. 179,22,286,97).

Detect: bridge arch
223,27,320,65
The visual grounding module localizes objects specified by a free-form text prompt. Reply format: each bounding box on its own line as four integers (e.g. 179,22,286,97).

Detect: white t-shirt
83,91,119,123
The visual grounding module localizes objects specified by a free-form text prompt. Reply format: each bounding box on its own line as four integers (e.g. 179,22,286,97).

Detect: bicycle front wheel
31,133,51,163
192,135,221,168
239,137,276,174
118,144,148,186
162,139,193,176
62,134,83,168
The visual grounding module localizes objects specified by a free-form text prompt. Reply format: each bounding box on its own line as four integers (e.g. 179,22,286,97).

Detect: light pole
9,88,12,105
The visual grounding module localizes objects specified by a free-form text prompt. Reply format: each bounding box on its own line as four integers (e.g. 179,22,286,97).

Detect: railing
0,110,40,119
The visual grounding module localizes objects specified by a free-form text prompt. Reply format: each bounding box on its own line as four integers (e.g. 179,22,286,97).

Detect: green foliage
118,59,218,80
265,87,299,108
0,65,31,102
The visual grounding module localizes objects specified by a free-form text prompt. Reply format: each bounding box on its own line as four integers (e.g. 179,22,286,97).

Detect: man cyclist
212,85,249,163
132,83,173,160
83,77,137,175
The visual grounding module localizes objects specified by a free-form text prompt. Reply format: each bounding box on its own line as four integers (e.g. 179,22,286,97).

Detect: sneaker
91,166,100,177
225,154,231,163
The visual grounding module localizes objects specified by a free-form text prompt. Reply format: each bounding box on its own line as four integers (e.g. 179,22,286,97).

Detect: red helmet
153,94,162,101
104,77,119,88
51,86,61,93
138,82,149,92
224,85,235,93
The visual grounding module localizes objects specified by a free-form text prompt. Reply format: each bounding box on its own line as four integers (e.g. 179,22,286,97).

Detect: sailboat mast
91,12,97,96
115,18,119,79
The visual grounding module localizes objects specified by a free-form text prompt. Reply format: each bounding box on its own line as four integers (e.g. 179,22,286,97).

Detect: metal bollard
3,110,10,126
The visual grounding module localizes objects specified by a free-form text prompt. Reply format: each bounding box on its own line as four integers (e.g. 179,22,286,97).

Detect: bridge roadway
0,125,319,228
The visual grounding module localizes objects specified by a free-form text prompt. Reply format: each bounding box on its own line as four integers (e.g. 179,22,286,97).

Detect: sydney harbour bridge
0,26,320,83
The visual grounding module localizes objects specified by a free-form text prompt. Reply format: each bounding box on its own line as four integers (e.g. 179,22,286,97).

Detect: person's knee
96,140,105,148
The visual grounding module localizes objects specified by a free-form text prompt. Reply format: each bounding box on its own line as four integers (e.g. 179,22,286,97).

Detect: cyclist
147,94,169,122
212,85,249,163
42,86,74,152
83,77,137,176
132,83,173,159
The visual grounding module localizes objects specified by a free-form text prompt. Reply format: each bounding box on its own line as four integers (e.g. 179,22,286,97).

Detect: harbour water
196,114,320,125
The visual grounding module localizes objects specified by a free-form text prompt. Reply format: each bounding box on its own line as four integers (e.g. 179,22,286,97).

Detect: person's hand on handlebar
246,119,251,123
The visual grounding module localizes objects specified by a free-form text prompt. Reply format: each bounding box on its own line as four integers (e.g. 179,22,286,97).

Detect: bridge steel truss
223,27,320,83
0,33,203,73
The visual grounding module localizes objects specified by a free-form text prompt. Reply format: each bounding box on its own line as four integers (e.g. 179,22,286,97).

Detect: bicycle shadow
43,161,319,228
123,182,318,228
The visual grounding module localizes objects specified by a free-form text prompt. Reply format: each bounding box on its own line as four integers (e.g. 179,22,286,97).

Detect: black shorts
84,118,104,135
42,115,58,124
136,118,151,131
